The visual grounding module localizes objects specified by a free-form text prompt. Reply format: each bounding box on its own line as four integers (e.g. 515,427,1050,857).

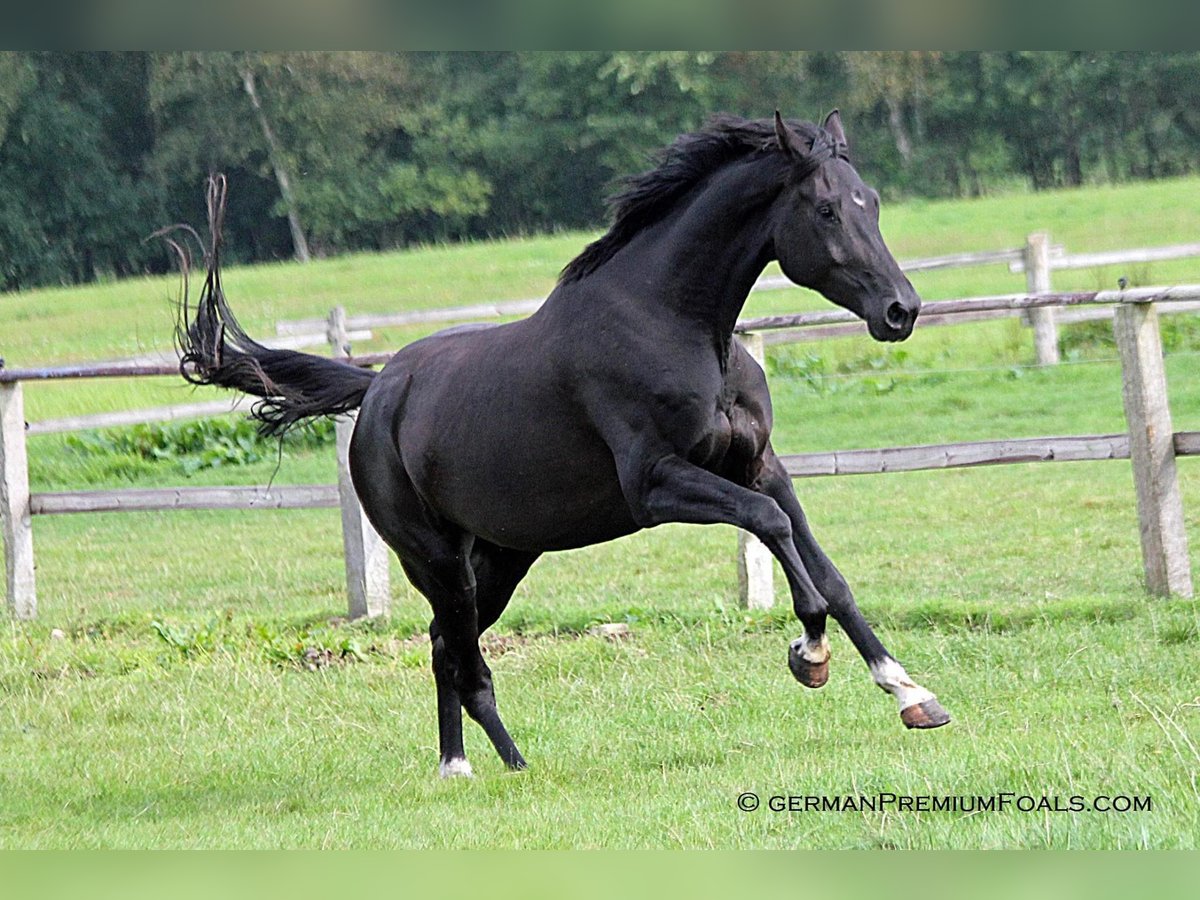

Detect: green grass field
1,176,1199,848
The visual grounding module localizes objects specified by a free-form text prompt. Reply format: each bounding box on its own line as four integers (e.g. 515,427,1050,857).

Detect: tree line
2,51,1198,292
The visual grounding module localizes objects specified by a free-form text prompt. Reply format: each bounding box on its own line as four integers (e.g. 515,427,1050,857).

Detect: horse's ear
774,110,808,160
823,109,847,148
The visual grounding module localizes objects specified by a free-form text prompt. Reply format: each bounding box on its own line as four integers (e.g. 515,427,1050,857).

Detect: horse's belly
416,427,639,552
452,466,638,551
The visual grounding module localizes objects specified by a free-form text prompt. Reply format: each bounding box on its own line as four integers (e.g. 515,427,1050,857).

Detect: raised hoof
788,644,830,689
900,699,951,730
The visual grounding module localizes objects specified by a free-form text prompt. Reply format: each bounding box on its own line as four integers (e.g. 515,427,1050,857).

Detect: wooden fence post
736,331,775,610
1113,301,1193,598
1,382,36,620
1025,231,1060,365
328,308,391,618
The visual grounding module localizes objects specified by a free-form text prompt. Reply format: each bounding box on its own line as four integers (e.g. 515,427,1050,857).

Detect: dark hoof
900,699,951,729
788,644,830,689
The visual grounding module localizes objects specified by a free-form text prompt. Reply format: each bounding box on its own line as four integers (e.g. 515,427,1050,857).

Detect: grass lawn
1,176,1199,848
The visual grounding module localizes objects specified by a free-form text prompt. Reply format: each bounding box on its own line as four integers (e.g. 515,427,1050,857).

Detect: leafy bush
66,416,337,475
152,614,235,658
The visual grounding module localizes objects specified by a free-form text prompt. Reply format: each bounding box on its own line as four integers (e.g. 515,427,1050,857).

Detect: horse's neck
613,158,781,343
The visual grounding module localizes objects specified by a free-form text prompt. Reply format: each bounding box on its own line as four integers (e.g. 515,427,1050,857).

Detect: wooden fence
1,309,390,622
3,281,1198,621
277,236,1200,363
732,286,1198,608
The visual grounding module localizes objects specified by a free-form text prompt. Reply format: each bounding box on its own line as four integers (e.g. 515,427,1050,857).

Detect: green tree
0,52,36,146
420,51,819,235
149,52,493,259
0,53,160,290
6,52,1200,291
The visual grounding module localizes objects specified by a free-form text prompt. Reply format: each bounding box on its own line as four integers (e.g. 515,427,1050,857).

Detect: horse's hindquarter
367,321,638,551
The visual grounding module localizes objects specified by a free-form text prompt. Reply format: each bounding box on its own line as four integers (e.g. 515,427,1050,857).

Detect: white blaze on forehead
851,190,866,208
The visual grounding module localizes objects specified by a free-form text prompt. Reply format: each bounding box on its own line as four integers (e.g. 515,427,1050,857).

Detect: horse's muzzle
869,294,920,342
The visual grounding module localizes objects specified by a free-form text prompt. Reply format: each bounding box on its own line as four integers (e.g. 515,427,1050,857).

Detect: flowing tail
167,176,376,436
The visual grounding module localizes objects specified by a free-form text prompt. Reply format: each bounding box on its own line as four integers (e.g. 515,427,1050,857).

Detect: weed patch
66,417,336,476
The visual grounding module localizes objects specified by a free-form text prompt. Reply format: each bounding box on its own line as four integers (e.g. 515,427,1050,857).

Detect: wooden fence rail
30,399,251,435
735,283,1200,333
31,484,339,515
275,246,1058,336
274,236,1200,367
3,285,1198,620
1010,241,1200,274
780,431,1200,477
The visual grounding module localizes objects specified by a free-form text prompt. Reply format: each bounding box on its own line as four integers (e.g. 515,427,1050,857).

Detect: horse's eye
817,204,836,220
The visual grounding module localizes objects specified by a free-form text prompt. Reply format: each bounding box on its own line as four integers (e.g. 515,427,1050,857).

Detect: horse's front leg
753,448,950,729
619,453,830,660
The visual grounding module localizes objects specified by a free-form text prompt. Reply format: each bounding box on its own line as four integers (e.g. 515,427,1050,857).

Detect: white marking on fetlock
791,633,831,664
439,757,474,779
870,658,936,712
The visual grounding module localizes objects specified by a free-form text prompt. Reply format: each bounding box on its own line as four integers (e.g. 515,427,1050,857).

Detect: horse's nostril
885,300,910,330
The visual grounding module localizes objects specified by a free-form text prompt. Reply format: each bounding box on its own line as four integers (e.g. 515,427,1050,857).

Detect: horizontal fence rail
37,434,1193,512
1009,241,1200,273
759,297,1200,346
29,398,251,436
277,300,545,336
780,432,1200,478
0,362,182,382
86,329,373,370
0,331,372,384
274,245,1068,336
4,233,1200,620
273,238,1198,338
297,286,1200,376
734,284,1200,333
29,485,340,515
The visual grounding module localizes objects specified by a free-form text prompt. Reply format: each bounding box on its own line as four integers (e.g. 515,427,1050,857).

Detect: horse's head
771,111,920,342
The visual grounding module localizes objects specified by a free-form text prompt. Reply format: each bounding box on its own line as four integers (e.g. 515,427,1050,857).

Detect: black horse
177,112,949,778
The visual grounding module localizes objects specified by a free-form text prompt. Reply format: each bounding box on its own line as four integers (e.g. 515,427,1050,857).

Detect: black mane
559,115,831,285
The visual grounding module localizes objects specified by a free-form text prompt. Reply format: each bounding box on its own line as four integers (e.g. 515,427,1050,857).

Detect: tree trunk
884,96,914,165
1065,142,1083,186
240,67,311,263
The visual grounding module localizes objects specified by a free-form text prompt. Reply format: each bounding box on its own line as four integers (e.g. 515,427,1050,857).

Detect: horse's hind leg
753,447,950,729
428,619,472,778
400,541,531,776
421,541,538,777
351,440,532,775
457,543,538,764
